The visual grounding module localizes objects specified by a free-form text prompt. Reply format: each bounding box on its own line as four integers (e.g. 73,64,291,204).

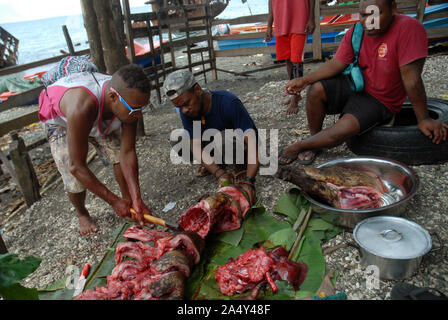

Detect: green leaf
261,280,296,300
308,218,336,231
273,194,300,224
215,226,244,247
0,283,39,300
38,276,68,292
84,222,132,290
294,290,315,299
239,208,290,251
294,229,326,294
267,228,297,251
0,253,42,290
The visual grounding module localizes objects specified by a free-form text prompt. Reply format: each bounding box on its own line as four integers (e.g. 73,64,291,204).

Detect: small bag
343,22,364,92
41,56,98,87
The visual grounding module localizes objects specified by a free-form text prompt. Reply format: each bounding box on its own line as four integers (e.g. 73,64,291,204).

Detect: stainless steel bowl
304,157,420,229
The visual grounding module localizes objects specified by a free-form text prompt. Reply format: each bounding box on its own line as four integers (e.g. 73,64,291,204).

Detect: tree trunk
93,0,129,74
80,0,106,73
111,0,126,47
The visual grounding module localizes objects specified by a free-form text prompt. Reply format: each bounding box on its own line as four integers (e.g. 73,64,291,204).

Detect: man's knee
306,81,327,112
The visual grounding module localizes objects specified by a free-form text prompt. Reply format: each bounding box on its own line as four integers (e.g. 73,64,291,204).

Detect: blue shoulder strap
351,22,364,58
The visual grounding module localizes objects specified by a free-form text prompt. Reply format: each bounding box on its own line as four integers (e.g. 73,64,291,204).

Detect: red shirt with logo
334,14,428,113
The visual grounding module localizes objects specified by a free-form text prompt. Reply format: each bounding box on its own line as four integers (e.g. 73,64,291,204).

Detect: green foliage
0,253,42,300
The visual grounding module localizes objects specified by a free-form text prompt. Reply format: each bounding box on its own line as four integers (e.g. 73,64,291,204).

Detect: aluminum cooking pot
353,216,433,280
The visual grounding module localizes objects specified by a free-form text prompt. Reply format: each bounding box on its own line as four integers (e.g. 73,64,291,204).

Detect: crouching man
38,64,155,235
163,69,259,205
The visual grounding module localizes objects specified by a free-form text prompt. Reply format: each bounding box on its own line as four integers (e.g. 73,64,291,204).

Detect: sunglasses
110,87,143,115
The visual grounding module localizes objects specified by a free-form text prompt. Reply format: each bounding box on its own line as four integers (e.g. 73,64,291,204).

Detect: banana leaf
0,254,41,290
273,194,301,224
1,283,39,300
84,222,133,290
293,229,326,296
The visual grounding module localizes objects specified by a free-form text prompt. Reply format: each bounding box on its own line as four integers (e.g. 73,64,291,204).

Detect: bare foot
286,104,299,115
78,215,98,236
285,95,301,115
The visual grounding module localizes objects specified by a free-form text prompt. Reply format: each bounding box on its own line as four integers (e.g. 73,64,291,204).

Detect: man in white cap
163,69,259,205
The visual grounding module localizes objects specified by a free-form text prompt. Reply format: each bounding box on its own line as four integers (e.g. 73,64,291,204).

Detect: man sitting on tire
278,0,448,165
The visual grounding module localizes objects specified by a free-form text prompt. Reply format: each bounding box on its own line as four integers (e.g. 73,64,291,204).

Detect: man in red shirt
278,0,448,165
266,0,315,115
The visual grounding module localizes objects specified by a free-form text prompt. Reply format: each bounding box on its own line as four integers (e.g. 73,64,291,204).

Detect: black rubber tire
346,98,448,165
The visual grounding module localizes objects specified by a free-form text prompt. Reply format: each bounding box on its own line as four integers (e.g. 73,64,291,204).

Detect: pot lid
353,216,432,259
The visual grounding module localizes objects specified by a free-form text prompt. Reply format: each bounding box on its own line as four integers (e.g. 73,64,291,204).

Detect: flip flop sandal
278,148,298,166
390,283,448,300
297,150,321,165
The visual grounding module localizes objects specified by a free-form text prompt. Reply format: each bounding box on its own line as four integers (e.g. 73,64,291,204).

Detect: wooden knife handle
143,214,167,227
130,208,166,227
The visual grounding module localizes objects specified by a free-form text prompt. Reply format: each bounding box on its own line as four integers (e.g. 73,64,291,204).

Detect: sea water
0,1,267,67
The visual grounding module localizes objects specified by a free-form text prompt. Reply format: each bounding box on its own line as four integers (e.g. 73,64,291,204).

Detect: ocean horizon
1,1,268,68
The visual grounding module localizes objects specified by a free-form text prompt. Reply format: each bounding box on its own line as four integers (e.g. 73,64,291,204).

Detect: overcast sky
0,0,148,24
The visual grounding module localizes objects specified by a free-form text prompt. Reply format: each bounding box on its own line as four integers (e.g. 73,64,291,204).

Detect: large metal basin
304,157,420,229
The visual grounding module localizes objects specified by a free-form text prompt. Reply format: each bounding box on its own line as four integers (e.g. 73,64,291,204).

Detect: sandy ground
2,51,448,300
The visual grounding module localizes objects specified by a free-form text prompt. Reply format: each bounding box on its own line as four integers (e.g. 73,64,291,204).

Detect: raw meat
218,185,251,218
123,226,170,243
276,165,389,209
115,241,161,265
215,247,306,297
156,232,204,265
178,186,252,239
75,226,203,300
215,247,274,296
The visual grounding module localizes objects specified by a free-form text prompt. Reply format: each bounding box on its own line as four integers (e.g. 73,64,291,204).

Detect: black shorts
320,74,394,134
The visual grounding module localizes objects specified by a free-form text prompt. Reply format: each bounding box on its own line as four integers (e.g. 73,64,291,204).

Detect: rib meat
123,226,170,243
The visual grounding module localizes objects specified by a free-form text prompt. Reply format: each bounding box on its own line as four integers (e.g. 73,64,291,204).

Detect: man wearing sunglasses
38,64,154,236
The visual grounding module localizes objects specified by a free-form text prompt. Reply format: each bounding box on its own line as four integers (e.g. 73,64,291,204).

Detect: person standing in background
266,0,315,115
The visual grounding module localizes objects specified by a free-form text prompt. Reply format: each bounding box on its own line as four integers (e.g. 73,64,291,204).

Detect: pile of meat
215,246,307,297
276,165,389,210
74,185,249,300
74,226,204,300
178,185,251,238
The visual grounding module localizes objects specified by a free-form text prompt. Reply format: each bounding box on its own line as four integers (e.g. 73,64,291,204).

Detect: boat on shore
0,26,19,69
217,3,448,58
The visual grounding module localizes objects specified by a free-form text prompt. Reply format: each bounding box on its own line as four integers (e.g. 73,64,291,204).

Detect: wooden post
93,0,129,74
312,0,322,60
417,0,426,22
80,0,106,73
205,0,218,80
0,234,7,254
8,131,40,207
62,25,75,55
122,0,136,63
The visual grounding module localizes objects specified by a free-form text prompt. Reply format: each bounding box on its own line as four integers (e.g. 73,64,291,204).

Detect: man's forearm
404,77,429,122
309,0,315,19
304,59,347,84
120,150,142,203
70,164,120,205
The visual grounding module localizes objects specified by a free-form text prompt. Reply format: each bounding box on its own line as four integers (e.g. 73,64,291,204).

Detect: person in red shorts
266,0,316,115
278,0,448,165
